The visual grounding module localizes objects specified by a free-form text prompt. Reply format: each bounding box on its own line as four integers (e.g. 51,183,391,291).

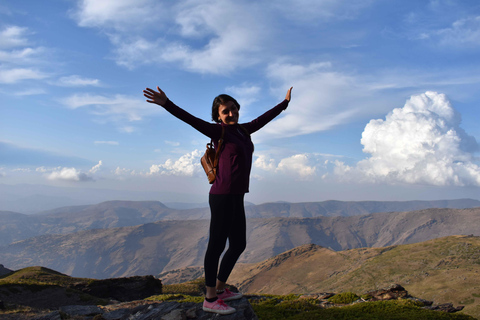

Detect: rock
299,293,335,300
57,297,257,320
365,284,410,301
32,311,63,320
423,303,465,313
59,305,103,316
162,308,186,320
69,275,162,301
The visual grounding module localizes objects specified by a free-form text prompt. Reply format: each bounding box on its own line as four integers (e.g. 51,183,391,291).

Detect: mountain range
0,199,479,279
1,198,479,247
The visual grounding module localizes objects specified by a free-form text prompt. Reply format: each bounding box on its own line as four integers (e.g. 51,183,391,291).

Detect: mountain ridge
1,207,479,280
1,198,479,247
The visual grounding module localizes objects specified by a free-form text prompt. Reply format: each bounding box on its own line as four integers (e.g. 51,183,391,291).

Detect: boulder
57,297,258,320
365,284,410,301
68,275,162,301
423,303,465,313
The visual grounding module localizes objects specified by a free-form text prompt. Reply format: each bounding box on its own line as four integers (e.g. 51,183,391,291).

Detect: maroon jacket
162,99,289,194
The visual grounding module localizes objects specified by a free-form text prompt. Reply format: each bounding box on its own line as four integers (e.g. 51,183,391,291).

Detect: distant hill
229,235,480,320
1,198,479,246
1,207,479,279
245,198,480,218
0,264,12,276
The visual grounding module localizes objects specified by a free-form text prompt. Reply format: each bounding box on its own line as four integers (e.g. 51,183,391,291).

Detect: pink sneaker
217,288,243,301
203,298,236,315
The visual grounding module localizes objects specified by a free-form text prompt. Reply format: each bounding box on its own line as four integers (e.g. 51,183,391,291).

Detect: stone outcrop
68,275,162,302
33,297,257,320
364,284,465,313
365,284,413,301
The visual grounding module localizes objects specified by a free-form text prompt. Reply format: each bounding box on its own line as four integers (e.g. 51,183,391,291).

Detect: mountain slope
1,207,479,279
229,235,480,319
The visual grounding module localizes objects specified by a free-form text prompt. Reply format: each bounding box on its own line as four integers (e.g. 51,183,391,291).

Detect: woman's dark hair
212,94,240,123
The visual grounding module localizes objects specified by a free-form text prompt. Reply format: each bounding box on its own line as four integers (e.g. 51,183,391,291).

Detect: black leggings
204,193,247,288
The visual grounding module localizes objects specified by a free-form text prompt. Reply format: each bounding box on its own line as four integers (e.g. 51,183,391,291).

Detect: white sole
203,306,236,315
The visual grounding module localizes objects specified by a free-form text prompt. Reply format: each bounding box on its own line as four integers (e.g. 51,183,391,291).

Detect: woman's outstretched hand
285,87,293,102
143,86,168,107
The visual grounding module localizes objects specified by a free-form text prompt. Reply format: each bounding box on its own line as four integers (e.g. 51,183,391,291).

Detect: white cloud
72,0,162,31
0,67,48,83
161,0,265,74
0,47,45,64
47,167,93,182
254,61,366,141
56,75,101,87
433,16,480,46
89,160,102,173
254,153,317,180
276,154,316,180
254,155,277,172
148,150,202,176
0,26,29,49
62,93,161,122
71,0,266,73
333,92,480,186
225,84,261,108
114,166,136,176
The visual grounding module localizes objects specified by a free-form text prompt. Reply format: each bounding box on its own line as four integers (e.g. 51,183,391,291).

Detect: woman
143,86,292,315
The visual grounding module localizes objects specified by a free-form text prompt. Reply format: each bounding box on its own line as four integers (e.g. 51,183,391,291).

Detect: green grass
250,296,477,320
150,280,477,320
328,292,360,304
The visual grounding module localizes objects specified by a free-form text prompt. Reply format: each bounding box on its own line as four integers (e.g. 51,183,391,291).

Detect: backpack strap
213,126,225,169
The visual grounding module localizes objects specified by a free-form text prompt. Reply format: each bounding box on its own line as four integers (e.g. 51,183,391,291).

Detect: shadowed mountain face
0,207,479,279
1,198,479,247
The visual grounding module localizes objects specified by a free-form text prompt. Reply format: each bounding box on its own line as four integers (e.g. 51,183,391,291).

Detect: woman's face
218,101,239,125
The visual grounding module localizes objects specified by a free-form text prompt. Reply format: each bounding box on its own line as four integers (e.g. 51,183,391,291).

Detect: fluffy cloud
253,61,369,141
71,0,266,72
0,67,47,84
0,26,29,49
254,154,317,180
0,25,50,84
62,93,160,122
148,150,203,176
47,167,93,182
47,161,102,181
333,92,480,186
72,0,161,31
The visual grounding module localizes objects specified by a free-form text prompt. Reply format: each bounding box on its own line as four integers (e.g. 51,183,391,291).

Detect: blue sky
1,0,480,205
